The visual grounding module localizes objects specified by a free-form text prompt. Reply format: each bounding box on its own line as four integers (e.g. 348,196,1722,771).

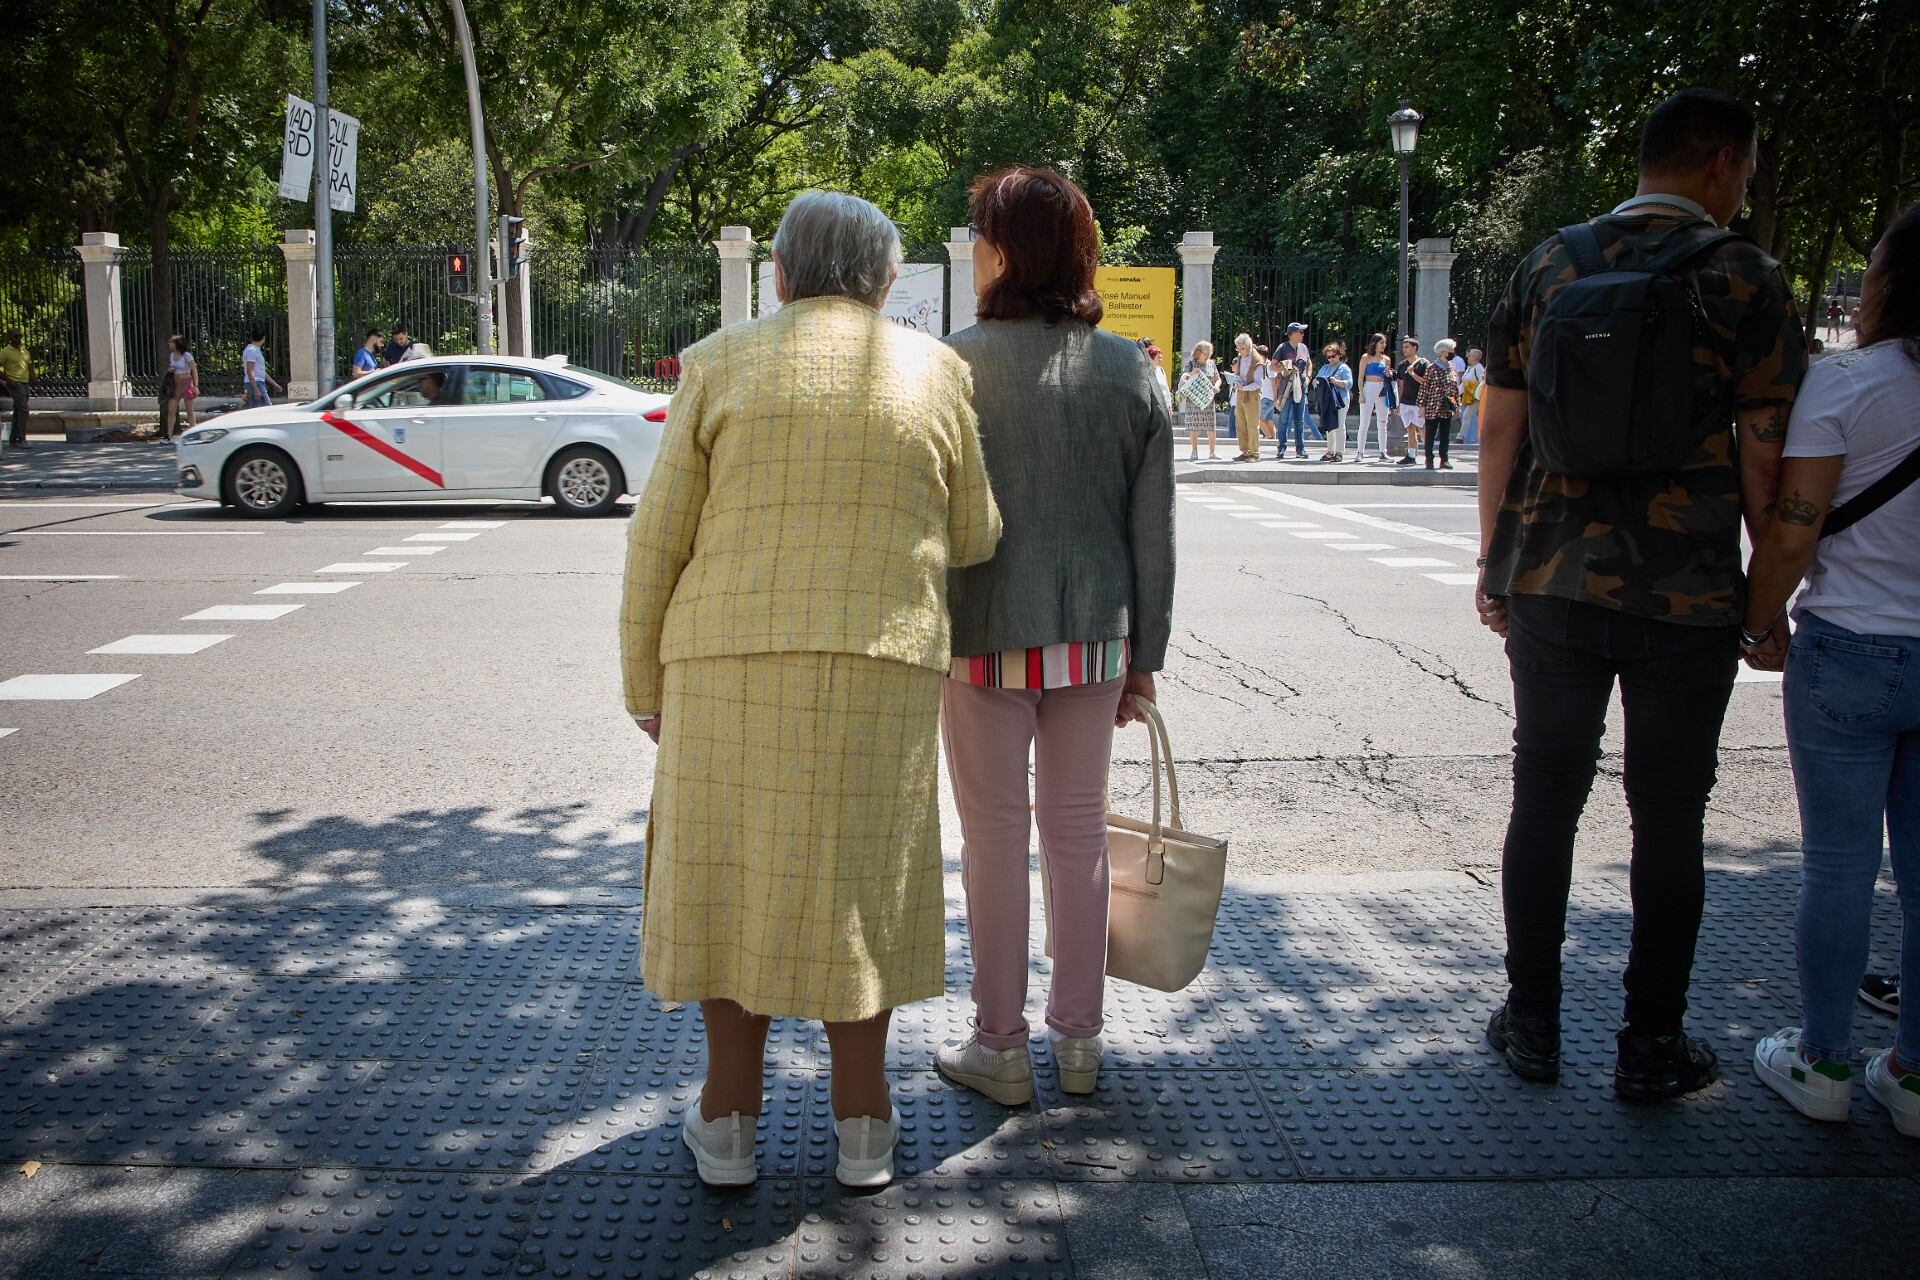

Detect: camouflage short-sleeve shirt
1482,212,1807,625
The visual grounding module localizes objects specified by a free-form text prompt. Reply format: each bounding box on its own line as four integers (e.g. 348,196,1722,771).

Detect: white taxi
174,355,670,517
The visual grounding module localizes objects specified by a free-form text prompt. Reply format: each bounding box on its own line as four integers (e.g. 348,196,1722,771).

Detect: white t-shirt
1783,341,1920,637
242,343,267,383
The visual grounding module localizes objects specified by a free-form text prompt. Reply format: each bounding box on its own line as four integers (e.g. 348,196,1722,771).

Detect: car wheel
222,446,304,518
545,445,624,517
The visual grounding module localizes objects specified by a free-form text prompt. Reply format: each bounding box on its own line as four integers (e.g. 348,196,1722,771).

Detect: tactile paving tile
1328,906,1506,989
85,908,426,978
397,979,627,1062
539,1064,814,1177
800,1071,1051,1182
1214,982,1502,1070
792,1178,1070,1279
1691,913,1804,982
179,976,425,1059
1038,1069,1296,1182
0,1047,167,1161
1259,1066,1529,1180
511,1174,801,1279
227,1168,541,1277
81,1054,380,1167
601,986,815,1069
0,971,237,1057
330,1057,595,1172
0,907,149,973
427,911,642,982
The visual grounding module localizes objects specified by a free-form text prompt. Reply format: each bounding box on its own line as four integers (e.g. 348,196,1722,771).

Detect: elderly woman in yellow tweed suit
619,191,1001,1191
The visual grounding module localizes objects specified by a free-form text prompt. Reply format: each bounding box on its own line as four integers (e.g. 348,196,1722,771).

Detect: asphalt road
0,480,1800,895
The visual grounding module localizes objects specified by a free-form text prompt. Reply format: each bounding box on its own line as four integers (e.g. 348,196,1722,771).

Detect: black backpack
1527,221,1739,478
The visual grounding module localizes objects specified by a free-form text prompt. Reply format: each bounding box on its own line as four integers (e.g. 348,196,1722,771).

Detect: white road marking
1333,503,1477,510
1255,521,1318,529
1328,543,1397,552
438,520,507,528
0,674,141,700
0,575,124,581
257,582,359,595
1373,557,1457,569
9,530,263,536
89,634,233,655
1735,667,1784,684
1291,531,1357,540
1234,487,1479,553
1228,512,1280,520
367,546,443,555
404,531,481,542
0,728,15,739
185,605,303,620
1423,573,1482,586
317,562,402,573
0,501,182,509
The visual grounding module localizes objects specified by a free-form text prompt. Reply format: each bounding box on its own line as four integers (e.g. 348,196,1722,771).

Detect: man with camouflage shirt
1474,89,1807,1102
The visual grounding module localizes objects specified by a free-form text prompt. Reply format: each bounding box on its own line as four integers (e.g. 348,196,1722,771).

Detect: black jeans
4,379,25,445
1424,414,1452,465
1500,594,1738,1032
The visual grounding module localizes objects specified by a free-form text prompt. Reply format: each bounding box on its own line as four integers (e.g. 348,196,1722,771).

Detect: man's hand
1741,614,1790,672
1475,587,1510,638
635,715,662,744
1116,671,1155,728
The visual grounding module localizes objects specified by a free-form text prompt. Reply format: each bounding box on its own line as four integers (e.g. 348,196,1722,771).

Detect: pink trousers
940,676,1123,1051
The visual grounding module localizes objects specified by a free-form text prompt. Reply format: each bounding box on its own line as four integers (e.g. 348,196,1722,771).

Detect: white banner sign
757,261,945,336
277,94,361,213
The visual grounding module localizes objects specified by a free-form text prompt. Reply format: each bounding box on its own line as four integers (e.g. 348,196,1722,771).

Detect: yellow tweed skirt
642,651,946,1021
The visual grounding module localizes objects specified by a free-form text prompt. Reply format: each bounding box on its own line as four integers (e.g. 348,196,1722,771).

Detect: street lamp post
1388,100,1424,349
449,0,493,355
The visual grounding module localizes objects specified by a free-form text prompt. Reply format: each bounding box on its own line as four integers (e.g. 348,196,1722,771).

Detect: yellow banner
1094,266,1176,374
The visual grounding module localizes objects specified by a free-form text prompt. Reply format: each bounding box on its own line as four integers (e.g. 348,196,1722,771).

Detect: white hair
1434,338,1458,354
1233,332,1253,350
772,191,903,305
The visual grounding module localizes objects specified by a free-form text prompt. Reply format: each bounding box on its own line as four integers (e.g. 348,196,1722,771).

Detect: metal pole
1396,153,1411,347
450,0,493,355
311,0,335,393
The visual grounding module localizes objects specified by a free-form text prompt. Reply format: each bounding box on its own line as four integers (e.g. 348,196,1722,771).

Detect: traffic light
500,216,528,281
447,251,471,295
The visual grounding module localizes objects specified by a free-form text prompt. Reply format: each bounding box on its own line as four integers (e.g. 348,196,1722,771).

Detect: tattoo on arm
1749,406,1789,444
1777,493,1820,526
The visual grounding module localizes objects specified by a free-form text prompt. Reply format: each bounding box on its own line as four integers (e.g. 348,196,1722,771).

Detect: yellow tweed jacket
620,296,1002,715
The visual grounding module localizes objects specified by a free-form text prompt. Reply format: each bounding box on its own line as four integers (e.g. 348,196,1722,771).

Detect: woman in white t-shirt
163,333,198,440
1742,200,1920,1140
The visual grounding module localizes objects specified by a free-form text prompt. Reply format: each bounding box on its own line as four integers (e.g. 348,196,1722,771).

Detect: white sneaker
834,1106,898,1188
681,1099,758,1186
935,1036,1034,1106
1754,1027,1851,1122
1051,1032,1102,1095
1865,1049,1920,1137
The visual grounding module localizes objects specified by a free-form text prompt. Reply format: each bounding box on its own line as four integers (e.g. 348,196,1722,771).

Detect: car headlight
179,428,228,445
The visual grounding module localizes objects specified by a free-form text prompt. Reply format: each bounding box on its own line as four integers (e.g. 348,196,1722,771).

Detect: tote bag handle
1132,697,1182,875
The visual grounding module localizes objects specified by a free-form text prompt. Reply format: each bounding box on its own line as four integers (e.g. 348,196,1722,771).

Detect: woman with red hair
937,166,1176,1104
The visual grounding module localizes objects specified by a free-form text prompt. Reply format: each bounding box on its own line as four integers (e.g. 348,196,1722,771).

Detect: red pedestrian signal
447,252,471,295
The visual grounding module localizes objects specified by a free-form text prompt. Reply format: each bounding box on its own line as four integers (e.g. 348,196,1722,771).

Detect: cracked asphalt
0,479,1798,893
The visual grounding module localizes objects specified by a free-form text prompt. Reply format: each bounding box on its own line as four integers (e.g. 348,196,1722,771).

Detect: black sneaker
1860,974,1900,1016
1614,1027,1718,1102
1486,1001,1561,1081
1397,455,1416,466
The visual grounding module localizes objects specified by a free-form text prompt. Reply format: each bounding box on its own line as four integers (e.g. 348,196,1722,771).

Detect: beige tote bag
1040,698,1228,992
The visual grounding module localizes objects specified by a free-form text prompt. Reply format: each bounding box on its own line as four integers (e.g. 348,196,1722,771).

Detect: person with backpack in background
1474,87,1807,1103
1741,201,1920,1139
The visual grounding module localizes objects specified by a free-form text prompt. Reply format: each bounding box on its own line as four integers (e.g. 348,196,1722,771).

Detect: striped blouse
951,637,1130,690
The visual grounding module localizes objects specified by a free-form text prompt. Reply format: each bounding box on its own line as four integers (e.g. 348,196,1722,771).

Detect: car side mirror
333,392,355,411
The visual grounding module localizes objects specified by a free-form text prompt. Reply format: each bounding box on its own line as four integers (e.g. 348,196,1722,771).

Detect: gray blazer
944,317,1176,671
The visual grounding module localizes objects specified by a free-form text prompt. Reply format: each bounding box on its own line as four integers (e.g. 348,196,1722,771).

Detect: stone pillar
714,226,754,330
945,227,977,333
281,230,319,401
1176,231,1219,362
1412,236,1457,352
76,232,128,410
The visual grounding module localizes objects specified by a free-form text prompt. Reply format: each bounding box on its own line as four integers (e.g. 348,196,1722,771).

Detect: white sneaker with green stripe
1755,1027,1851,1122
1865,1050,1920,1137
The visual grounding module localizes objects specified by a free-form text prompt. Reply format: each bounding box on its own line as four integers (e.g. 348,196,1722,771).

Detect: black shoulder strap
1644,225,1742,277
1560,223,1606,278
1822,439,1920,539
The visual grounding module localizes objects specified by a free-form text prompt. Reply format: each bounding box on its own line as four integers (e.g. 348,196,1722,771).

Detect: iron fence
120,247,289,398
332,245,479,378
0,249,89,396
529,246,719,390
1212,254,1394,359
1449,245,1520,354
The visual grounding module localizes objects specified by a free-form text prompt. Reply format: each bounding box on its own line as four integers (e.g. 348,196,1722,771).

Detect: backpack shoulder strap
1822,439,1920,539
1559,222,1607,277
1643,225,1743,277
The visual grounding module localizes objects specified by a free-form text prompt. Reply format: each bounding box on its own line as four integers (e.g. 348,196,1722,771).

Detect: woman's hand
1741,614,1790,672
1115,671,1155,728
635,715,662,744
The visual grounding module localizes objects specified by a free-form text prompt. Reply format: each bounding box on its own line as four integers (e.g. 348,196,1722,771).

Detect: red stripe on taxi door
321,412,445,488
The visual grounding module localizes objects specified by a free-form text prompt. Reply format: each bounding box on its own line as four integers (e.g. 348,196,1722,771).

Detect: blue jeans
1462,402,1480,444
1276,395,1310,453
1785,610,1920,1065
244,380,272,408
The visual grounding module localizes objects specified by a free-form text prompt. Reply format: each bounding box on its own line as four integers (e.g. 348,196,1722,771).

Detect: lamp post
1388,100,1423,349
449,0,493,355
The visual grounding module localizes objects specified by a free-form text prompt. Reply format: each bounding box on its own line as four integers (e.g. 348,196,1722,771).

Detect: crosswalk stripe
89,634,233,655
184,605,303,620
0,674,141,700
256,582,359,595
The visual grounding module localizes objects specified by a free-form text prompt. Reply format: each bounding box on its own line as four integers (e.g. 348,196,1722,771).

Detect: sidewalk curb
1177,465,1476,487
